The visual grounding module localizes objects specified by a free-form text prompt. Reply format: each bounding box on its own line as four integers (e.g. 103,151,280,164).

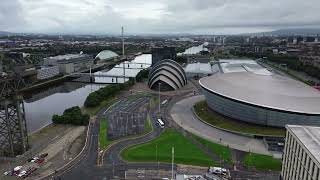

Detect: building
43,53,93,74
199,59,320,128
151,46,176,65
185,62,213,78
95,50,119,61
281,125,320,180
36,66,59,80
148,59,187,91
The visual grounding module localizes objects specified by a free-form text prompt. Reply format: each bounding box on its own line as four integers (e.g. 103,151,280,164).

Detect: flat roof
185,63,212,74
199,71,320,115
287,125,320,164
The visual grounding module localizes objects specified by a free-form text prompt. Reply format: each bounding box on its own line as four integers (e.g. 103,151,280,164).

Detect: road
170,95,270,155
53,95,175,180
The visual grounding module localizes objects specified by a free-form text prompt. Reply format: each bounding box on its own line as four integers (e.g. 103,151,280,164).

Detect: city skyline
1,0,320,35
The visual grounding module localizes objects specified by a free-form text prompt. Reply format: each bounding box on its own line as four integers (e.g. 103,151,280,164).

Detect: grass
191,135,232,164
121,129,216,167
99,118,111,149
194,101,286,136
244,153,282,171
83,97,117,116
144,114,153,132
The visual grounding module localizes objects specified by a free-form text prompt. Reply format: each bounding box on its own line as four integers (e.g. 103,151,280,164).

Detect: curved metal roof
95,50,118,60
199,72,320,115
148,59,187,90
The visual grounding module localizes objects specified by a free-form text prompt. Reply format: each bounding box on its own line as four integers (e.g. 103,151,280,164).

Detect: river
24,54,152,134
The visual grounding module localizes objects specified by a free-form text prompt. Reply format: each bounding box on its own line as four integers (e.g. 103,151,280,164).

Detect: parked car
3,170,13,176
17,170,27,177
208,166,229,176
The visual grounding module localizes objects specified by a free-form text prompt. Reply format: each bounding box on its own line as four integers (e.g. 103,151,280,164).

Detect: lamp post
158,82,161,114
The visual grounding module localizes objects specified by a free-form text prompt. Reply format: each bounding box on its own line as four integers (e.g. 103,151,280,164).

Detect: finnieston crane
0,72,29,157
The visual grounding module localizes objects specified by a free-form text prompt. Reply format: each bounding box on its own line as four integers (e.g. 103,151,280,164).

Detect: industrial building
36,66,60,80
151,46,176,65
95,50,119,61
281,125,320,180
43,53,93,74
185,62,213,78
199,59,320,127
148,59,187,91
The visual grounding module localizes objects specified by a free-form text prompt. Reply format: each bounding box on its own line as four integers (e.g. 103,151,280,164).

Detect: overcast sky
1,0,320,35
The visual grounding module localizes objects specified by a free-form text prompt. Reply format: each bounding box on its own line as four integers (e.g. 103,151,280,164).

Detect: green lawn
99,118,111,149
194,101,285,136
244,153,282,171
191,135,231,164
121,129,216,166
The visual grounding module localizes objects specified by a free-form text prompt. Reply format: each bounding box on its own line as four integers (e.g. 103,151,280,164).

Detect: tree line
52,106,89,125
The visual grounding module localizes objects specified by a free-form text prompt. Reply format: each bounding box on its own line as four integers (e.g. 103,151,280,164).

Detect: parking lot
105,97,150,140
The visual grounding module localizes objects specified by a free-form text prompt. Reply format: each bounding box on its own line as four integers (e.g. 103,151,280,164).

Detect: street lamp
158,82,161,114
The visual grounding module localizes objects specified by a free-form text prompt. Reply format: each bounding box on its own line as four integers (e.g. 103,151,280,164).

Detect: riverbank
0,124,86,180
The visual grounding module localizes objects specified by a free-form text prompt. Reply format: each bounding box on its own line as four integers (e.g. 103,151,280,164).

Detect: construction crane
0,71,29,157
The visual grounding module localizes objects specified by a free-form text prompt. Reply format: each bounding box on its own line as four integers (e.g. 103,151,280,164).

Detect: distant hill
247,28,320,36
0,31,13,36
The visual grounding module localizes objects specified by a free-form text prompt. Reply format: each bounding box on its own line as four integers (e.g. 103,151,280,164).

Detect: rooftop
199,59,320,114
47,53,88,60
287,125,320,165
95,50,118,60
185,62,212,74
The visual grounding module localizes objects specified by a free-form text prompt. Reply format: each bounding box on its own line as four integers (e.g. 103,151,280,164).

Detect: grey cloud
2,0,320,34
0,0,26,31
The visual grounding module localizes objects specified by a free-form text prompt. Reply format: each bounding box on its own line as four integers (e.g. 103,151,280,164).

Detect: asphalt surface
53,95,175,180
171,95,270,155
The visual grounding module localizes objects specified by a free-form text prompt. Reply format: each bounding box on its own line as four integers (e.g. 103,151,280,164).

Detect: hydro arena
199,59,320,128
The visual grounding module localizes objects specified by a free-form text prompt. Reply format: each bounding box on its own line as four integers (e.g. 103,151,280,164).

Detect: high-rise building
151,46,176,65
281,125,320,180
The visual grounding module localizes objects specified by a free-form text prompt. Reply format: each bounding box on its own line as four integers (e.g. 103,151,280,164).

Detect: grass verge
194,101,285,136
121,129,216,167
99,118,111,150
244,153,282,171
191,134,232,164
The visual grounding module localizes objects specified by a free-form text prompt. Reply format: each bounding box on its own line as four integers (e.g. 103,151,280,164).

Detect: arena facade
199,59,320,128
148,59,187,91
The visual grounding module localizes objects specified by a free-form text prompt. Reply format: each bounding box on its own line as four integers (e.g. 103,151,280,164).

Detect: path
170,95,270,155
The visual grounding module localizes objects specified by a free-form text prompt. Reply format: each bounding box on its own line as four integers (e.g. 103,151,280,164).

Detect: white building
43,53,93,74
281,125,320,180
37,66,60,80
185,62,213,78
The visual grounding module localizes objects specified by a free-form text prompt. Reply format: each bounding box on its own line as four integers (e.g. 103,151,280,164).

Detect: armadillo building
199,59,320,128
148,59,187,91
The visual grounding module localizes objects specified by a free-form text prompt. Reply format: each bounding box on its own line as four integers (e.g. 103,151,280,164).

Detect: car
35,158,45,164
17,170,27,177
208,166,229,176
4,171,13,176
13,166,23,172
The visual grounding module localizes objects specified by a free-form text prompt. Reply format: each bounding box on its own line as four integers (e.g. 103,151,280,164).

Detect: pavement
52,94,175,180
170,95,270,155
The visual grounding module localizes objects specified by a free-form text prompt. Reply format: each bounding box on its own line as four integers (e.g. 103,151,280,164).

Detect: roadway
53,95,175,180
170,95,270,155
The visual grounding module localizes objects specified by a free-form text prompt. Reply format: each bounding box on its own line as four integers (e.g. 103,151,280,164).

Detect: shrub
52,106,89,125
84,78,135,108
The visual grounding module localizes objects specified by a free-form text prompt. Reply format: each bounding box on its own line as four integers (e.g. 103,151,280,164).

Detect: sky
1,0,320,35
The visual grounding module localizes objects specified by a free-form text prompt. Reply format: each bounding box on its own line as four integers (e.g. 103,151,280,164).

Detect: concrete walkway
170,95,270,155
